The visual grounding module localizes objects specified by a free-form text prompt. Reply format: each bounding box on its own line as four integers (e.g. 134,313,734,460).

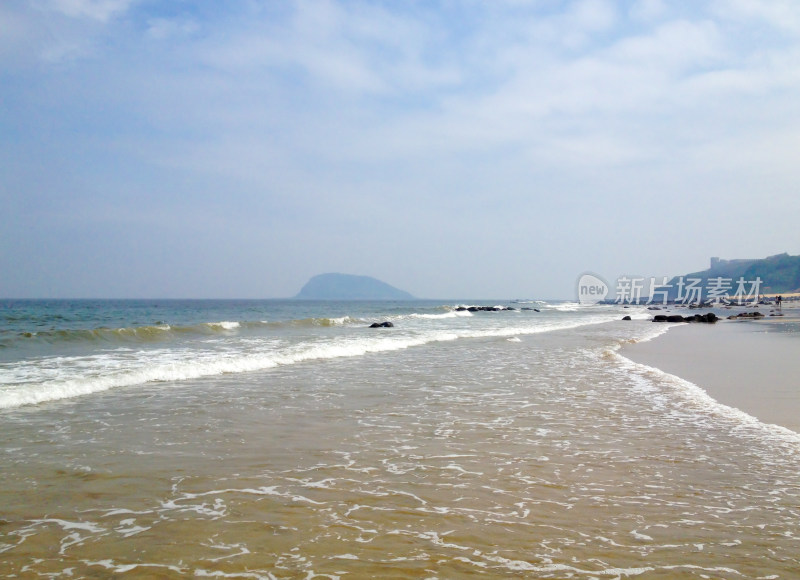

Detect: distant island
295,273,415,300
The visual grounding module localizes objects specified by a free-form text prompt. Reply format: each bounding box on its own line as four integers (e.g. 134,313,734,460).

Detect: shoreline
622,313,800,433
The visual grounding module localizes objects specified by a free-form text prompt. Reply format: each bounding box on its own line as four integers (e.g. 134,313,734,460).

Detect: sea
1,299,799,578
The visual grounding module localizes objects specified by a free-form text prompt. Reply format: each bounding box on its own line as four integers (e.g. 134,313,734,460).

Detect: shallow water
1,301,799,578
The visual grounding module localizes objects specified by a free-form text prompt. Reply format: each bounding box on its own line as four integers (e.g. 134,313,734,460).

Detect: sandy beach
623,308,800,433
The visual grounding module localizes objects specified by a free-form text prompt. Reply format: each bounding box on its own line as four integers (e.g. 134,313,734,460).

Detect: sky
1,0,799,299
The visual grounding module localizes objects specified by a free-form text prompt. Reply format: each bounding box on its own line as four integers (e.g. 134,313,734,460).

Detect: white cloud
191,1,462,98
192,4,387,94
608,20,723,71
569,0,617,32
714,0,800,33
46,0,135,21
0,0,135,66
556,0,618,49
629,0,667,22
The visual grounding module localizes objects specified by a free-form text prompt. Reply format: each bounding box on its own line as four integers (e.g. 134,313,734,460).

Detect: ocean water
1,299,799,578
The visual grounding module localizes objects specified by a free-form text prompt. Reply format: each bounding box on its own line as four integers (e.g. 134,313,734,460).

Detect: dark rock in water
534,308,540,312
731,311,765,318
467,306,510,312
622,315,632,320
369,321,394,328
653,312,717,323
690,314,715,323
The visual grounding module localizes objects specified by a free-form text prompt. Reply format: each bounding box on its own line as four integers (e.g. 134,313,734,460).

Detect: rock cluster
652,313,718,323
726,312,764,319
455,306,515,312
369,321,394,328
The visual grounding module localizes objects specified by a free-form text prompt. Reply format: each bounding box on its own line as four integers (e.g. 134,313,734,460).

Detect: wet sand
623,313,800,433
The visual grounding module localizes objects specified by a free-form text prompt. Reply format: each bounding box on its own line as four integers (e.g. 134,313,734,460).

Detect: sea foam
0,314,620,409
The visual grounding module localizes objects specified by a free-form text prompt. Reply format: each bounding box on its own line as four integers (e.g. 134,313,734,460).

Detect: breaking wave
0,315,621,409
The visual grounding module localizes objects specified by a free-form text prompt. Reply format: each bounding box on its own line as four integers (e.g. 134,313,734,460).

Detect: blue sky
2,0,799,298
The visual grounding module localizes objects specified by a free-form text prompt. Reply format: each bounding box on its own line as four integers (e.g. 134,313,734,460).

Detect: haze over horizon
2,1,799,300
